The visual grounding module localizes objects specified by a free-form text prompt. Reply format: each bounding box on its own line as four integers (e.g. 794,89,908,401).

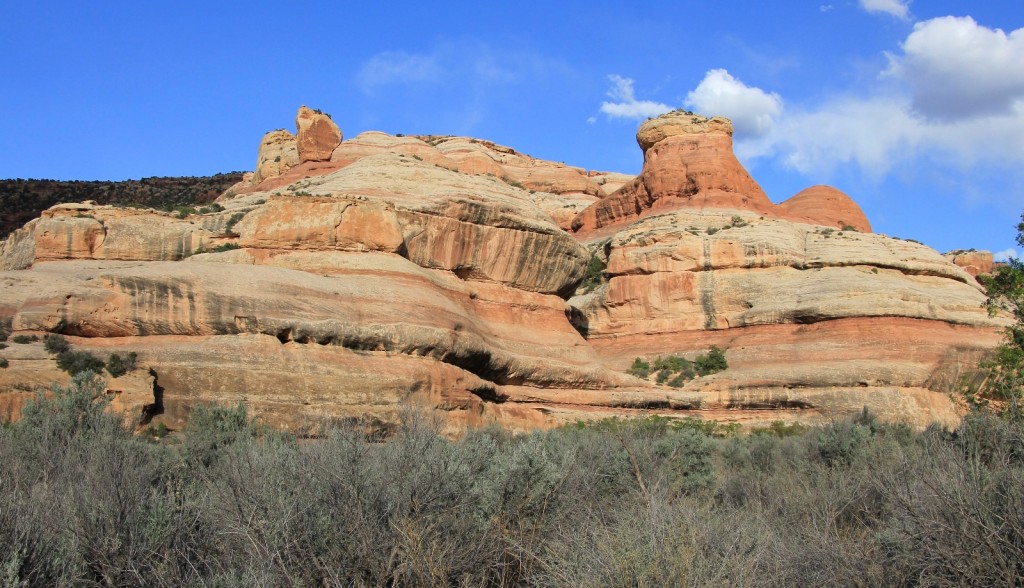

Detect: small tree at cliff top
977,214,1024,419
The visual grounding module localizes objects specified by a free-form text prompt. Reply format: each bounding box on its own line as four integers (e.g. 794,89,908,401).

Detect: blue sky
2,1,1023,258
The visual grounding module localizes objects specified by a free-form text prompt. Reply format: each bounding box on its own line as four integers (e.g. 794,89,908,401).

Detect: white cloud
885,16,1024,120
744,94,1024,179
357,51,441,92
994,248,1019,262
685,69,783,138
859,0,910,20
734,17,1024,185
599,75,672,120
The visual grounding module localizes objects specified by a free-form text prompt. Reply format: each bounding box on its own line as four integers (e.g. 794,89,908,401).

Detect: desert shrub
42,333,69,355
815,420,872,466
694,345,728,376
11,335,38,345
0,317,11,342
656,368,671,384
223,212,245,234
3,393,1023,586
210,242,240,253
174,206,197,218
751,420,810,438
0,358,7,369
628,357,651,378
104,352,136,378
580,254,605,293
55,350,104,376
184,402,258,467
667,373,688,387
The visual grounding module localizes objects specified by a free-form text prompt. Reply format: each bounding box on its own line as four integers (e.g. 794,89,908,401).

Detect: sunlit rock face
0,107,1004,433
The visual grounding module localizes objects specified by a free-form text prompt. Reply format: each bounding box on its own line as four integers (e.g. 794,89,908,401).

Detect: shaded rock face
0,107,1004,432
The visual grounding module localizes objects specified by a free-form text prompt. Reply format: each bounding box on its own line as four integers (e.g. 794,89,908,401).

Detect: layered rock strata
0,107,1005,432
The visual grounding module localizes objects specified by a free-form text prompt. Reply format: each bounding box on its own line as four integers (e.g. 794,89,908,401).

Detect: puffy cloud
859,0,910,20
886,16,1024,120
357,51,441,92
745,94,1024,179
685,69,783,138
734,17,1024,184
994,248,1019,262
599,75,672,120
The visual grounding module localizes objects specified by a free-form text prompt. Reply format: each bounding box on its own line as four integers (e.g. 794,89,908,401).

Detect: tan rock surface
251,129,299,185
0,106,1004,432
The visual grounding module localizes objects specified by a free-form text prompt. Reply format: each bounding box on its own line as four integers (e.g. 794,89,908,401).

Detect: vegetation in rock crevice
629,346,728,386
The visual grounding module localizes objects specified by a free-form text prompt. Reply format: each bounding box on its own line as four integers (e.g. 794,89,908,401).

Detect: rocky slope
0,107,1005,432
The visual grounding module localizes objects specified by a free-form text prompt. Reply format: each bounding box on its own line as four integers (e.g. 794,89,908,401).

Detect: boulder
295,105,342,163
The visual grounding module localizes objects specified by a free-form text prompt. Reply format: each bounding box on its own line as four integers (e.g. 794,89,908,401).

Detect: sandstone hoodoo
295,105,342,163
0,105,1006,432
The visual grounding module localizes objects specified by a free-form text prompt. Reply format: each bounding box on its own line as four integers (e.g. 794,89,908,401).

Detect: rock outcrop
0,106,1005,433
252,129,299,185
295,105,342,163
944,249,994,278
571,111,878,237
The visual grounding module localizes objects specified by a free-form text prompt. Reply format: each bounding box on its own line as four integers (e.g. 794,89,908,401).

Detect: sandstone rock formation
571,111,877,237
944,249,994,278
295,105,342,163
571,112,774,235
0,107,1006,433
252,129,299,185
776,185,872,233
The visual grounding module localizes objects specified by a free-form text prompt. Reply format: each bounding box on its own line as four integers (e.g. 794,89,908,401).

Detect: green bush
42,333,69,355
628,357,651,378
0,358,7,369
694,345,728,376
11,334,38,344
210,242,240,253
55,350,105,376
656,368,671,384
224,212,246,234
580,254,605,293
105,352,137,378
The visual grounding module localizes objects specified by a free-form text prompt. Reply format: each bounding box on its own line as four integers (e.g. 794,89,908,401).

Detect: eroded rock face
295,105,342,163
944,250,994,278
252,129,299,185
0,107,1004,432
571,111,878,236
572,112,773,234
